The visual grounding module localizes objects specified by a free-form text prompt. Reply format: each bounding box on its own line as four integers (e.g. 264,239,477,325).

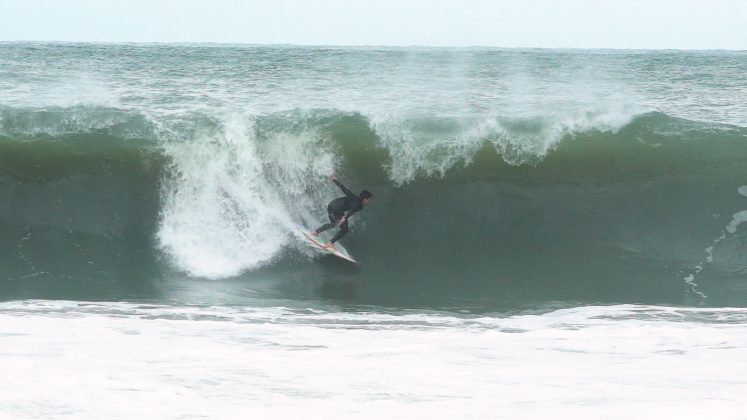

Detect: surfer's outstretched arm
331,174,357,198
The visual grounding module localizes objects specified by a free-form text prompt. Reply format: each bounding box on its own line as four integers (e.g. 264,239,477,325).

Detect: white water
156,112,339,278
2,301,746,419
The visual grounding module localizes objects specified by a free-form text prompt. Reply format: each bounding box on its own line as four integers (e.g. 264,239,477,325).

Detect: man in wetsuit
311,174,373,250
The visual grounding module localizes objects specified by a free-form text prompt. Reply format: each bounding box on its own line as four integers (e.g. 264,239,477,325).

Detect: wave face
2,44,747,309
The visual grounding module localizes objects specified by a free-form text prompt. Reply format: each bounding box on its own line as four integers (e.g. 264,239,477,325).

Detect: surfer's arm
333,179,357,199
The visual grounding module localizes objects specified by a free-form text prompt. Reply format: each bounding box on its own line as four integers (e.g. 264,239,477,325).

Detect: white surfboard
293,225,358,264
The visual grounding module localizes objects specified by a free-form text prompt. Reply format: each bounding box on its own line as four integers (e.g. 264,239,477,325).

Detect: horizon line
1,40,745,53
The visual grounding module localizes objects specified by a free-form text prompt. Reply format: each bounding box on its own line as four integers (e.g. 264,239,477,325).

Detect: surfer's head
360,190,373,205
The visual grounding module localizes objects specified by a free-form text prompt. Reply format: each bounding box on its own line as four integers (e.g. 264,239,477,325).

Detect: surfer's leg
314,212,342,235
329,220,349,244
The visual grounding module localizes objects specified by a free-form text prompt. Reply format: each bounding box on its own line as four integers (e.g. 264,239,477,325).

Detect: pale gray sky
2,0,746,49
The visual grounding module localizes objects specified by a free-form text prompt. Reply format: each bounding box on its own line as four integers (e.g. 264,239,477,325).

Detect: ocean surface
1,42,747,418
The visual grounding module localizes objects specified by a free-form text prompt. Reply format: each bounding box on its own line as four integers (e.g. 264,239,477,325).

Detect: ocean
1,42,746,418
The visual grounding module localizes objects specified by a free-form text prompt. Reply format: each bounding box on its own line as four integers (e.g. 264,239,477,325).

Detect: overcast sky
2,0,746,49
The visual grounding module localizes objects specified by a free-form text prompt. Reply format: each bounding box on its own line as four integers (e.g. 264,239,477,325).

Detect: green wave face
2,107,747,309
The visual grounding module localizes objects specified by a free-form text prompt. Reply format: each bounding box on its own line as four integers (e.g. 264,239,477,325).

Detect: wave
2,105,747,308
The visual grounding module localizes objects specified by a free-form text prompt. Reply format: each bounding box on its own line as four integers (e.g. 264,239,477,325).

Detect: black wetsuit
314,180,364,243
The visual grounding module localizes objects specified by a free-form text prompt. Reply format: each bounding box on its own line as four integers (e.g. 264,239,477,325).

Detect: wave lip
0,105,153,139
370,107,639,184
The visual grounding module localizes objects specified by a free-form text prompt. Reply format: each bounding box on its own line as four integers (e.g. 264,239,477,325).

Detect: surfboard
293,225,358,264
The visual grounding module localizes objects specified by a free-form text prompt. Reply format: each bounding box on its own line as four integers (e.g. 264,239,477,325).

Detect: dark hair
359,190,373,199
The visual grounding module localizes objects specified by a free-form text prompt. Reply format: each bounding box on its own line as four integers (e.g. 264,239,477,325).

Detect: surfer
310,174,373,250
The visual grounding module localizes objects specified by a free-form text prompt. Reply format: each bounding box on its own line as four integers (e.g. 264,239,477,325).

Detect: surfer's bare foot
324,242,336,250
309,231,318,237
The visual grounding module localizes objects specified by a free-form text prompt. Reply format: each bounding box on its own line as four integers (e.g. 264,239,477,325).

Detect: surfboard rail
293,225,358,263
